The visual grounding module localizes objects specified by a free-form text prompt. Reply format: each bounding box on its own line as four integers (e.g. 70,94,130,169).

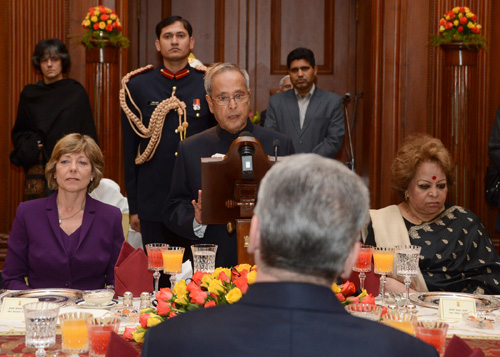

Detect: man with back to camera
162,62,294,268
265,47,345,158
120,16,216,257
144,153,438,356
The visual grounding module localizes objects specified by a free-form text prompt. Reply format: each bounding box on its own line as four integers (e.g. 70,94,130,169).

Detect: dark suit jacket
162,121,294,267
265,88,345,158
142,282,438,357
1,192,124,290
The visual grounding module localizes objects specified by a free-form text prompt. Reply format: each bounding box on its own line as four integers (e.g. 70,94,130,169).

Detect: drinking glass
372,247,395,306
352,244,373,290
345,303,383,321
191,244,218,273
413,320,449,356
87,317,121,357
382,311,416,335
161,246,185,289
146,243,168,299
23,302,60,357
395,244,421,309
60,312,93,356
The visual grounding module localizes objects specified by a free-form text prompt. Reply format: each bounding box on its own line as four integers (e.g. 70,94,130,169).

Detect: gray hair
254,154,370,280
204,63,250,96
279,75,290,88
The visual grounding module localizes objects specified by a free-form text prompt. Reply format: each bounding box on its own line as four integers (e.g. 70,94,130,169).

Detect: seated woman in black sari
365,134,500,294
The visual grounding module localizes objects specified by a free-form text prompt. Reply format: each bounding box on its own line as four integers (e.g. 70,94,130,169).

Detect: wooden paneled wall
1,0,499,251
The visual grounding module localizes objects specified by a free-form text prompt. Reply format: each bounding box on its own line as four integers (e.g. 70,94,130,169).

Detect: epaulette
125,64,154,82
188,57,208,73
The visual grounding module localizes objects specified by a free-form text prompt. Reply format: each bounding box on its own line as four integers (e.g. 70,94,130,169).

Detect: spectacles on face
211,94,250,106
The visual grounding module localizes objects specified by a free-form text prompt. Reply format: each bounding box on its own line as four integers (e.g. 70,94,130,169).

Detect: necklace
57,200,85,225
403,203,425,225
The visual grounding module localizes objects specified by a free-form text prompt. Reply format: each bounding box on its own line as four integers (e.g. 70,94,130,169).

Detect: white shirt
295,84,316,129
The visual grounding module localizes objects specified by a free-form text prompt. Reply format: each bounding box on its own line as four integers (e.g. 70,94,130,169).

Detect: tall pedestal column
439,43,479,207
86,46,124,187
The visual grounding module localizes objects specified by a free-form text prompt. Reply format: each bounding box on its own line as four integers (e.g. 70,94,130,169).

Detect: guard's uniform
121,63,216,253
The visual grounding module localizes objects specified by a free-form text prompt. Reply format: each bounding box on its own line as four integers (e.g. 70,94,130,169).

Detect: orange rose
459,16,467,25
156,298,171,316
156,288,172,301
139,313,150,329
105,24,113,32
123,327,135,340
204,300,216,308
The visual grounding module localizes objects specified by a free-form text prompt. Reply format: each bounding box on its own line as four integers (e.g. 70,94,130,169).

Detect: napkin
105,331,140,357
114,241,154,297
443,335,484,357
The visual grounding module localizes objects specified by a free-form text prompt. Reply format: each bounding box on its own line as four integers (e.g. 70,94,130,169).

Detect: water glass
395,244,421,309
60,312,93,356
23,302,60,357
87,317,120,357
413,320,449,356
191,244,218,273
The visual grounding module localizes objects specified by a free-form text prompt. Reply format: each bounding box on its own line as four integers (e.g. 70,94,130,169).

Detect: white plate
75,299,118,309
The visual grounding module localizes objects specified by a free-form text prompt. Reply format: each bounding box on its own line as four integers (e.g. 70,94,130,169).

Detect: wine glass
23,302,60,357
146,243,168,299
161,246,185,289
395,244,421,309
352,244,373,290
372,247,395,306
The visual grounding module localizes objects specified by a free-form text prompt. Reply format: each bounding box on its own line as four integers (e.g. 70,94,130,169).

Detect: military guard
120,16,216,259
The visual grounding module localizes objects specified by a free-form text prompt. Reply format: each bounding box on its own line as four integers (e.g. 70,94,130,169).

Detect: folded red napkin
114,241,154,297
444,335,484,357
105,331,140,357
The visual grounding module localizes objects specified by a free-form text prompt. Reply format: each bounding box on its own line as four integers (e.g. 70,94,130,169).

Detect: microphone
343,93,351,101
273,139,280,162
239,132,254,178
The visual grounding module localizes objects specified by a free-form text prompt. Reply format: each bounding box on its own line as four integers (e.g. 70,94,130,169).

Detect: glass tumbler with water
191,244,218,273
23,302,60,356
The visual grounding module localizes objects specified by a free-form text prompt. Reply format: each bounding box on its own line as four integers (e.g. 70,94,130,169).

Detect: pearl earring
404,191,408,201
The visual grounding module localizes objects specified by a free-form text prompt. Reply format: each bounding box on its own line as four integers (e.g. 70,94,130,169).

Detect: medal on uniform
193,99,201,111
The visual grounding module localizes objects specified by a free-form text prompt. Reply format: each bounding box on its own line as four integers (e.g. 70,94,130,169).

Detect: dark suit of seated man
162,62,294,268
145,154,438,357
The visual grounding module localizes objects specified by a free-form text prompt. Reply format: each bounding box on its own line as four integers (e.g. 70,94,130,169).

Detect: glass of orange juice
382,311,416,336
60,312,93,356
161,246,185,289
373,247,395,306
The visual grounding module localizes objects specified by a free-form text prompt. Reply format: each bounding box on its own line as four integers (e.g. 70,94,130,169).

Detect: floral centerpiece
332,280,377,305
430,6,486,49
124,265,257,343
80,5,130,49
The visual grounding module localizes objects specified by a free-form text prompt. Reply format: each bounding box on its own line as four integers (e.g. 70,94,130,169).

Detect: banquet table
0,292,499,356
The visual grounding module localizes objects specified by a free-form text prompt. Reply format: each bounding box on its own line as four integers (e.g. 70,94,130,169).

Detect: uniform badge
193,99,201,111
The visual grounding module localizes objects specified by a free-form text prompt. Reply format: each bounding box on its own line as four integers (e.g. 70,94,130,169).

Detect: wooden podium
201,135,280,265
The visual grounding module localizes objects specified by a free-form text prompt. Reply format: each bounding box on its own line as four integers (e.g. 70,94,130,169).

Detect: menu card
438,297,476,320
0,297,38,320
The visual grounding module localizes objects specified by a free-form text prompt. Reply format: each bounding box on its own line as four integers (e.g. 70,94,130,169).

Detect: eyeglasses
211,94,250,106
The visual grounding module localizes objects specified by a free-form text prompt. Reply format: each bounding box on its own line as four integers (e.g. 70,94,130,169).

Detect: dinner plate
409,292,500,311
75,299,118,309
1,288,82,306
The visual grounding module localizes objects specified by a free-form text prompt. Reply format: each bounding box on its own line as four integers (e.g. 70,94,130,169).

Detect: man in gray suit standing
265,47,345,158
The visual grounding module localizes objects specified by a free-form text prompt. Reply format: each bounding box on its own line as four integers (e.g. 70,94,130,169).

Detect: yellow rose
439,25,445,32
226,287,242,304
464,7,470,13
452,7,459,14
201,274,214,289
99,21,106,30
466,12,473,18
173,280,187,297
247,270,257,284
208,279,224,296
110,14,117,20
174,295,189,305
332,282,341,294
467,22,474,29
91,15,98,22
132,329,146,343
94,10,100,16
444,15,450,20
236,264,252,273
147,313,163,327
477,24,482,29
453,20,459,27
213,267,231,279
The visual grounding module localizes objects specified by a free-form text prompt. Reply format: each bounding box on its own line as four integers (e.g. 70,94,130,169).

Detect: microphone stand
342,93,362,172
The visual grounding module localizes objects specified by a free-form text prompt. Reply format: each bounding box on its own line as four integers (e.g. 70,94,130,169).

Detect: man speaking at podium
162,63,294,267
